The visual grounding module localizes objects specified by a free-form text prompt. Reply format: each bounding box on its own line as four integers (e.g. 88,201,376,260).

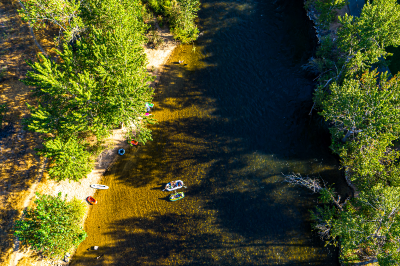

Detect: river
70,0,350,265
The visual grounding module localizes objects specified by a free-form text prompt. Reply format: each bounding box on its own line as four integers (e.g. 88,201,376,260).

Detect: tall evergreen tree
23,0,156,181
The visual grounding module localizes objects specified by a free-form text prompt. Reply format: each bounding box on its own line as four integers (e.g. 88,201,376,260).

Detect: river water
71,0,350,265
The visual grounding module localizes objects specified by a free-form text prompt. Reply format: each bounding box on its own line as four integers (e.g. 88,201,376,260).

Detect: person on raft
145,103,154,112
173,193,182,199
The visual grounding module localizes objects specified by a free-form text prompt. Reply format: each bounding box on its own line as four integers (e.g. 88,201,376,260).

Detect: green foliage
309,204,337,243
168,0,200,43
305,0,347,29
14,192,87,259
80,0,149,36
23,0,157,181
18,0,85,43
309,183,400,264
148,0,164,14
303,37,341,86
304,1,400,263
128,123,154,145
334,185,400,264
157,15,164,27
23,0,154,139
146,0,200,43
316,36,335,59
321,70,400,148
337,0,400,73
340,132,400,189
38,136,93,182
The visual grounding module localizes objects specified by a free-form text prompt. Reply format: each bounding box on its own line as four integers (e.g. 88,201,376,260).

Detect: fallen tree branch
282,173,322,193
282,173,349,211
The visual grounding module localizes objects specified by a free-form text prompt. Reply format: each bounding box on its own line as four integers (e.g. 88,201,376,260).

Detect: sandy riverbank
10,23,178,266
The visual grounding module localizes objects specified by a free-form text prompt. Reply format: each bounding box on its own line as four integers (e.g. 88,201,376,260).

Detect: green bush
146,0,199,43
305,0,347,29
14,192,87,259
39,136,93,182
148,0,164,13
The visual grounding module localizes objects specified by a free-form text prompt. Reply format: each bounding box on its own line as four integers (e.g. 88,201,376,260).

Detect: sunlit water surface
71,0,351,265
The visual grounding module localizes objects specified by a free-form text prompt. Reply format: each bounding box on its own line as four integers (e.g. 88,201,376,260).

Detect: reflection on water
71,0,350,265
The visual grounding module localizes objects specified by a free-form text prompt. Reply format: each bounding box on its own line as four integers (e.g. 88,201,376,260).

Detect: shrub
39,136,93,182
146,0,199,43
305,0,347,29
14,192,87,259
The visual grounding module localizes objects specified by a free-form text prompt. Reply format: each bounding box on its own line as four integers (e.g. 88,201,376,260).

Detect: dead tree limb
282,173,349,211
282,173,322,193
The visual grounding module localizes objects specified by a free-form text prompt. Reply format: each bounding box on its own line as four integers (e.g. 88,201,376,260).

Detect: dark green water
71,0,351,265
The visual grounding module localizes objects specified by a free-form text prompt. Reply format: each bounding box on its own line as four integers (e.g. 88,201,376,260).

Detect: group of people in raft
166,180,183,189
165,181,186,201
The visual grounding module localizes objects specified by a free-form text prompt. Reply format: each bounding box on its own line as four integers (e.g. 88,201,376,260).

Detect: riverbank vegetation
0,0,199,262
14,192,87,259
145,0,200,43
18,0,199,183
296,0,400,264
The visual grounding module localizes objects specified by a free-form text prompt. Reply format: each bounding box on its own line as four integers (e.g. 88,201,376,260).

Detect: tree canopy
310,184,400,265
22,0,158,181
337,0,400,72
321,70,400,145
14,193,87,259
298,0,400,264
19,0,84,43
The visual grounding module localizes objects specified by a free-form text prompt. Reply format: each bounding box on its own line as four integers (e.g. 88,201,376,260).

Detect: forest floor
0,0,178,265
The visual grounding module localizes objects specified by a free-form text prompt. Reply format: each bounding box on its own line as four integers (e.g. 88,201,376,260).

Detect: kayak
163,180,186,191
90,184,109,189
170,192,185,201
87,196,97,205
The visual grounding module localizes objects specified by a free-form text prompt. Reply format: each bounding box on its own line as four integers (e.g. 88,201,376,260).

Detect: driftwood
282,173,349,211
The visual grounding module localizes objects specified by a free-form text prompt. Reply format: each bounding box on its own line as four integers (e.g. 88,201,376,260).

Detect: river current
71,0,350,264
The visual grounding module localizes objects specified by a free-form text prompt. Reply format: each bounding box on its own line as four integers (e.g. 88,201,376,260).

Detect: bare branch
282,173,322,193
282,173,348,211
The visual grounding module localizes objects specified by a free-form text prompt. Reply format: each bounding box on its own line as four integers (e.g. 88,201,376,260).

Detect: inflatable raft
87,196,97,205
163,180,186,191
170,192,185,201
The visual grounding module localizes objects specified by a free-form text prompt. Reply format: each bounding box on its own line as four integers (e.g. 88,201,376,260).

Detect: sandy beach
10,22,178,266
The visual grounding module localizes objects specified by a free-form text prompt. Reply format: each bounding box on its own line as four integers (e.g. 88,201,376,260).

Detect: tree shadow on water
72,212,335,265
